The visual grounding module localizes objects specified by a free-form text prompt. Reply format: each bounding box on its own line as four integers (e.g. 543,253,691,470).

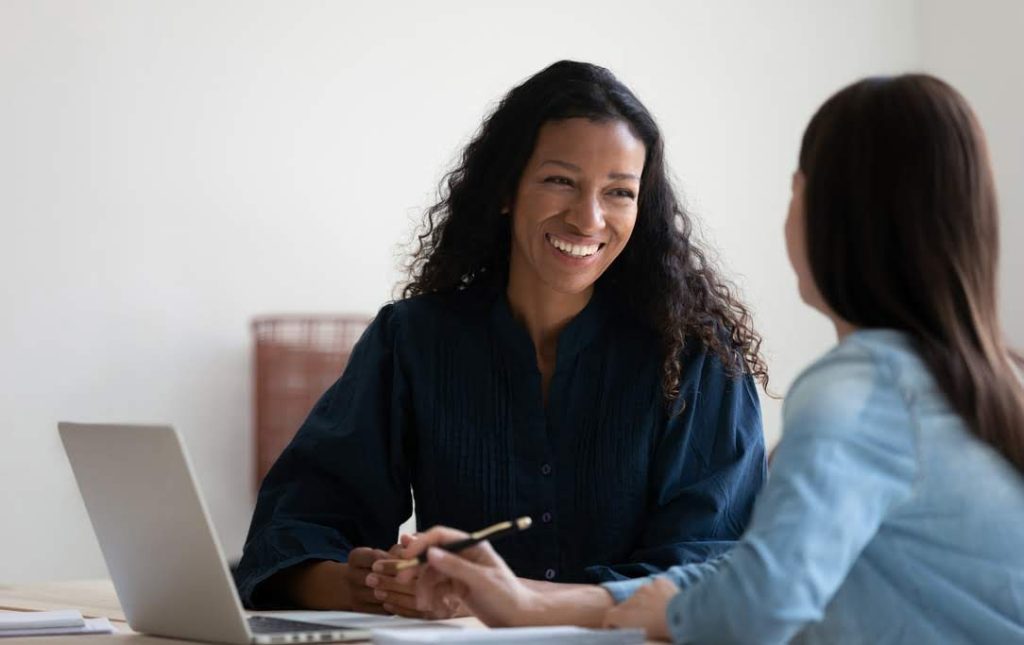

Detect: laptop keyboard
248,616,341,635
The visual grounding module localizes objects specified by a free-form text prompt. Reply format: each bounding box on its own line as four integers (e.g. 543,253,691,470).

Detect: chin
544,275,598,296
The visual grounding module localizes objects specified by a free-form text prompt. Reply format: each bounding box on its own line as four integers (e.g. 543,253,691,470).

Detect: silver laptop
59,422,371,644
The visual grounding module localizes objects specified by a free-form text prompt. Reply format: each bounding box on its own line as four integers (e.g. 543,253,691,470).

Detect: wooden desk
0,580,656,643
0,580,479,644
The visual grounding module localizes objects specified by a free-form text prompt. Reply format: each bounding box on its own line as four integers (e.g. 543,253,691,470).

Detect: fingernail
427,547,442,561
365,574,379,586
371,562,384,572
374,590,387,600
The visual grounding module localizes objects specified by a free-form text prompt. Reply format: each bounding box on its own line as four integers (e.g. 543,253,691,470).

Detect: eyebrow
539,159,640,182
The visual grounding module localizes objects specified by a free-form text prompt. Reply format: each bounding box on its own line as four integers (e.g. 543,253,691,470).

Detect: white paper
0,610,85,631
0,617,115,638
371,626,645,644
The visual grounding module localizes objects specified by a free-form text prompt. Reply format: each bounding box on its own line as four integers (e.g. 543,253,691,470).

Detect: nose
565,191,605,234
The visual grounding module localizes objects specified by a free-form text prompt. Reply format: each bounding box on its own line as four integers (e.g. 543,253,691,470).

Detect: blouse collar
488,284,609,374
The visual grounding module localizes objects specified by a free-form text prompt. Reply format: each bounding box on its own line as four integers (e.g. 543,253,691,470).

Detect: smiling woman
506,118,646,400
233,60,769,619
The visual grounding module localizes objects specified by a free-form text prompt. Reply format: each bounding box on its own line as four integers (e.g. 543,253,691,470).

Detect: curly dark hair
403,60,768,402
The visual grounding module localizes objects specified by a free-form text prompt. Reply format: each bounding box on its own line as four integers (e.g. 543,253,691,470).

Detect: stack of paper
0,610,116,638
371,625,645,644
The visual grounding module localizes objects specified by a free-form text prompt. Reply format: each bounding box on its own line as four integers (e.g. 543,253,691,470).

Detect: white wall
1,0,924,583
919,0,1024,348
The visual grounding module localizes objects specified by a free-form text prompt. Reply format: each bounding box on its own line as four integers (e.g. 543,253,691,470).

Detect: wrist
513,583,550,627
519,582,614,628
287,561,353,610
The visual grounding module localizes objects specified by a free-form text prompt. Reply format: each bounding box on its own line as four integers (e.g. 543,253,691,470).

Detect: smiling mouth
546,233,605,258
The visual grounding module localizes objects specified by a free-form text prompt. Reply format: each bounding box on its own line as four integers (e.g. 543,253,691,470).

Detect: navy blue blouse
235,284,766,608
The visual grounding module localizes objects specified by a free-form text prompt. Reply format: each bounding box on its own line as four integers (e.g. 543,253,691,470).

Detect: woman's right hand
386,526,543,626
344,547,396,613
284,548,393,613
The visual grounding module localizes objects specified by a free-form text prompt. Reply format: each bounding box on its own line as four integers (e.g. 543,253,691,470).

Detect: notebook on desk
58,422,416,644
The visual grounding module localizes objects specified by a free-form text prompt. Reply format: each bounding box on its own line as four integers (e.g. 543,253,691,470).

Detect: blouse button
541,511,553,523
541,463,552,476
544,568,556,580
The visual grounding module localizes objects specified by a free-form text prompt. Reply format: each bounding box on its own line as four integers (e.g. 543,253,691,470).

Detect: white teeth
547,235,600,258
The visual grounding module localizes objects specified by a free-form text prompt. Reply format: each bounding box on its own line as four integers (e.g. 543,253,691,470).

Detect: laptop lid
59,422,252,644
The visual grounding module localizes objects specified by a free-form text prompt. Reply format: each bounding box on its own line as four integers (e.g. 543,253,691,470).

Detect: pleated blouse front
235,283,766,608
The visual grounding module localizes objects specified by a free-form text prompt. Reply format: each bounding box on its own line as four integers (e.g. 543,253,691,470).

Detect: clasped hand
374,525,676,641
356,535,465,619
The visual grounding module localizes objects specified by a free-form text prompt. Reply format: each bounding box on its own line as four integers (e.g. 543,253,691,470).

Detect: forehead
530,118,646,172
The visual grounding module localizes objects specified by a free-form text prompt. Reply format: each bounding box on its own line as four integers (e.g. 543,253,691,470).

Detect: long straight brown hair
799,74,1024,473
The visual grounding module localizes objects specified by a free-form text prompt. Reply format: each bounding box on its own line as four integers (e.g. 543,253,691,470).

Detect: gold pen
392,516,533,571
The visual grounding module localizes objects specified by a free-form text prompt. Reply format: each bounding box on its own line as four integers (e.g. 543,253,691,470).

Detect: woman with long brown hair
395,74,1024,643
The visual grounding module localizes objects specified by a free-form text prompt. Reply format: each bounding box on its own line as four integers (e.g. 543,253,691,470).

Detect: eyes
542,175,637,202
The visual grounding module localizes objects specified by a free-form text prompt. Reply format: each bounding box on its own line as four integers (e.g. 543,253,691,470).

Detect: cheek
784,209,796,263
784,202,806,273
512,190,568,235
610,209,638,247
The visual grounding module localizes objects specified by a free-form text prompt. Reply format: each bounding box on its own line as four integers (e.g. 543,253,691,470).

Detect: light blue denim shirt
604,329,1024,644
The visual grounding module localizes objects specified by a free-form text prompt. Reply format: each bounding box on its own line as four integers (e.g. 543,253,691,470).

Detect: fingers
425,546,489,587
348,547,391,569
344,548,393,613
375,588,425,618
400,526,470,560
373,558,423,588
427,580,462,619
414,562,452,612
382,601,427,620
371,559,406,578
464,539,504,567
366,571,416,594
349,586,389,615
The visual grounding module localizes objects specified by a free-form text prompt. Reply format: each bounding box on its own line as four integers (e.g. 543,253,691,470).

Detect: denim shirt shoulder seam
857,341,923,509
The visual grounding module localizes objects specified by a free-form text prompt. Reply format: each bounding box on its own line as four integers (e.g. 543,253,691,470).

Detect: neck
808,293,859,341
832,316,859,340
506,276,592,363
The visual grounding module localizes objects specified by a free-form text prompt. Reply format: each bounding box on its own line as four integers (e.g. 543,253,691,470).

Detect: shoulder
775,331,920,492
784,330,914,439
371,285,495,344
675,333,755,399
673,334,762,427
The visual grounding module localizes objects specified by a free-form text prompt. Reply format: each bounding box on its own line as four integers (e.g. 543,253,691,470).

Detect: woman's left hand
366,535,466,619
602,577,677,642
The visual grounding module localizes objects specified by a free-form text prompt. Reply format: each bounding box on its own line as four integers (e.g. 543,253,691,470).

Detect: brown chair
251,315,371,491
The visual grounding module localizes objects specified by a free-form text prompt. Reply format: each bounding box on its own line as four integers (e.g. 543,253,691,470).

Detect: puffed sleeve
586,342,766,582
233,303,414,608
